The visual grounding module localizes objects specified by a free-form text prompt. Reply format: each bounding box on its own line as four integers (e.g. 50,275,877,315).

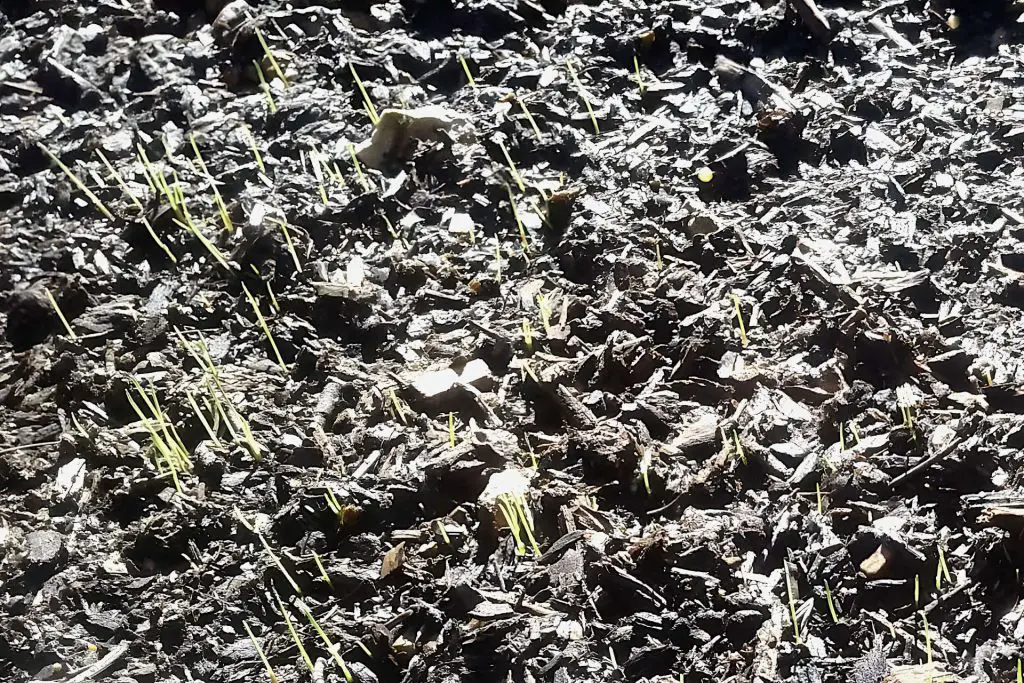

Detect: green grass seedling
241,284,287,371
507,185,529,252
270,219,301,272
297,599,354,682
784,561,802,645
566,59,599,135
240,125,266,173
349,63,379,125
236,508,302,595
243,621,280,683
824,580,840,623
311,549,333,589
275,592,314,674
517,97,543,141
348,143,371,192
731,293,748,347
44,287,77,339
253,61,278,112
38,144,114,220
497,140,525,192
633,55,646,94
254,26,290,88
458,54,477,89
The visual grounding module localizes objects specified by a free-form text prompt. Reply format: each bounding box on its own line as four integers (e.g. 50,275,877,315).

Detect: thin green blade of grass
565,60,600,135
458,54,477,89
253,61,278,113
253,25,290,88
38,144,114,220
270,218,302,273
784,560,802,645
297,599,354,682
242,621,280,683
241,284,288,371
349,62,379,125
172,217,233,272
497,140,525,192
43,287,77,339
275,592,314,674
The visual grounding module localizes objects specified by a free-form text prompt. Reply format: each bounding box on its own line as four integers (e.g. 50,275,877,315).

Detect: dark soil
2,0,1024,682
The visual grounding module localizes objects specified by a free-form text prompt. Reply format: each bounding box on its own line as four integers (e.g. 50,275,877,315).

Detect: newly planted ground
2,1,1024,681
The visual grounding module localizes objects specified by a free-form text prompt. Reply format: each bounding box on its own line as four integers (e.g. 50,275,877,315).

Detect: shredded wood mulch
2,0,1024,681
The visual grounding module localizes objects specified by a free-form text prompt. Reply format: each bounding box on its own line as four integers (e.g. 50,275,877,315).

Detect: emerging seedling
565,59,600,134
269,218,302,273
311,549,334,589
275,592,315,674
518,97,543,141
497,140,525,192
348,143,371,192
496,493,541,557
731,293,749,347
823,580,840,623
536,294,552,335
254,26,290,88
448,412,456,448
189,133,233,233
386,388,408,425
127,379,191,493
936,545,952,590
436,520,452,545
655,240,663,270
732,429,746,465
186,390,221,447
176,330,263,459
633,55,646,94
296,598,354,682
44,287,77,339
38,144,114,220
784,560,802,645
235,508,303,595
507,185,530,252
243,621,280,683
241,284,288,371
96,150,176,262
239,125,266,173
349,63,379,125
521,319,534,352
638,442,652,496
253,61,278,113
306,148,330,205
458,54,477,89
172,215,233,272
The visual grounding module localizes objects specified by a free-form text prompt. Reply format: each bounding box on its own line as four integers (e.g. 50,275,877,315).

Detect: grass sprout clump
496,492,541,558
126,379,191,492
